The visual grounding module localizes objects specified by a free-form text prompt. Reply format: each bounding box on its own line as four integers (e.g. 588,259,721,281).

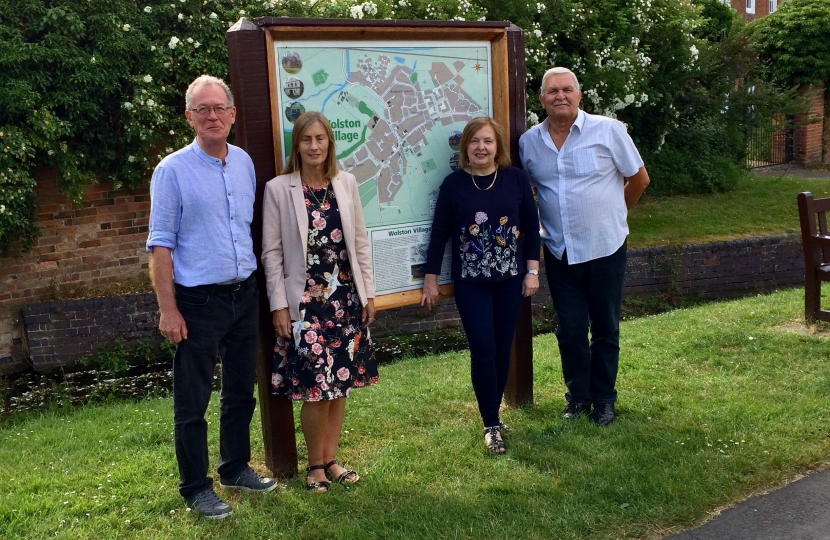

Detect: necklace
302,177,330,208
470,168,498,191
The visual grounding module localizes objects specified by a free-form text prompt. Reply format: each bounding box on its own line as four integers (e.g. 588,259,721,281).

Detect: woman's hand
361,298,376,328
272,308,291,338
420,274,441,309
522,272,539,297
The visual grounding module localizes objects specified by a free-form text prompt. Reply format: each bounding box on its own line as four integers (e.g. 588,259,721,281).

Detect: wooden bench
797,192,830,323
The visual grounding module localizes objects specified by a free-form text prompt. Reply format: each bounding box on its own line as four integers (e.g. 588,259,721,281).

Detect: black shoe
589,403,615,426
562,401,591,420
185,488,233,519
220,466,278,492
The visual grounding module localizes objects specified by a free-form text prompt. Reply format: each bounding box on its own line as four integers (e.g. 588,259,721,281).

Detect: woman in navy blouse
421,117,541,454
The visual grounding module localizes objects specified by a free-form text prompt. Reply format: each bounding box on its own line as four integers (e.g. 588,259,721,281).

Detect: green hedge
0,0,796,253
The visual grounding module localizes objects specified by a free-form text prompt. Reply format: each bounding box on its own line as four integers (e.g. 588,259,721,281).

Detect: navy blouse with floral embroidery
424,165,541,283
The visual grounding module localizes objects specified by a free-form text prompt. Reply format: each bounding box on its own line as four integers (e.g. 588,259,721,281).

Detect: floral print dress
271,183,379,401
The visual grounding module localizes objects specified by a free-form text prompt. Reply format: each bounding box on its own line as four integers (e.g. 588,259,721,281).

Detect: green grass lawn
628,175,830,248
2,288,829,540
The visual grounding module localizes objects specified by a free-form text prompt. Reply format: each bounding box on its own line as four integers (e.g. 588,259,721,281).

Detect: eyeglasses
189,105,231,116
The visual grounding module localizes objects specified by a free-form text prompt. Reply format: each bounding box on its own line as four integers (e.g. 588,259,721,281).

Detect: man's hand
273,309,291,338
361,298,376,328
159,309,188,344
420,274,441,309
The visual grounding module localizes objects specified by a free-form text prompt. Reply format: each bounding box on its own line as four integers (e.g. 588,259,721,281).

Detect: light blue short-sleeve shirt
146,139,257,287
519,110,644,265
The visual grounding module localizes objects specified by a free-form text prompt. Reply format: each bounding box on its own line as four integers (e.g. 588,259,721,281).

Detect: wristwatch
527,269,539,276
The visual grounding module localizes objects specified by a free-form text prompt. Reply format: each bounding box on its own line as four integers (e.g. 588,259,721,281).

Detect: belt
176,273,256,294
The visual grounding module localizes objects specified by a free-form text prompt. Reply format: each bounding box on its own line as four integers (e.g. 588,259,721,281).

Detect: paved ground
663,468,830,539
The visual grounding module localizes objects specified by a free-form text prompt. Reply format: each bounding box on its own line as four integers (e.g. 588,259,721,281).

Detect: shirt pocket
239,193,255,225
571,149,598,176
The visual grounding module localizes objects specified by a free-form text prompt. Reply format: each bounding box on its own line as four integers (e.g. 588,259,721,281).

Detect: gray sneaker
220,467,278,492
185,488,233,519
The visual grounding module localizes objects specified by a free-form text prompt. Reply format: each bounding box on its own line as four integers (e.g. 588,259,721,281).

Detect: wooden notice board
227,17,530,478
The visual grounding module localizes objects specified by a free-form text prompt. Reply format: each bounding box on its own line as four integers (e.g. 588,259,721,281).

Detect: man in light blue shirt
147,75,276,519
519,67,650,426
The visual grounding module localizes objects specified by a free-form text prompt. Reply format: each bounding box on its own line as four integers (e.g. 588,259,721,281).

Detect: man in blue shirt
519,67,650,426
147,75,276,519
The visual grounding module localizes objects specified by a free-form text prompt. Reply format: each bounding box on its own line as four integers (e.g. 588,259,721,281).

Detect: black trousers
543,242,627,405
172,274,259,498
454,275,524,427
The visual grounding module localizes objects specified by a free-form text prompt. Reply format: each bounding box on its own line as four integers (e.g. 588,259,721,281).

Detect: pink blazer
261,170,376,321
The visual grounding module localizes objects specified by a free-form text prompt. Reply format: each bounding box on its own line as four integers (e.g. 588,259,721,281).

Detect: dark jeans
543,242,627,405
172,274,259,499
454,275,524,428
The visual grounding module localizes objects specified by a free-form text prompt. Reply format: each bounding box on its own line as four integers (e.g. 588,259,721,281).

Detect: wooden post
227,18,298,478
503,24,533,407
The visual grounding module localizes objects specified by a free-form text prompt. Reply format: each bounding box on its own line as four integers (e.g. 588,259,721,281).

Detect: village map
274,40,492,295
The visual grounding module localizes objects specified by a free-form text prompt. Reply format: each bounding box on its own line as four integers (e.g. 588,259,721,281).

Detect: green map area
275,42,491,229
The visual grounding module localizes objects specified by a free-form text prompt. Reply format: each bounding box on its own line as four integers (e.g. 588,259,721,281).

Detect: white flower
147,99,155,107
169,130,175,135
363,2,378,15
128,155,136,163
239,9,246,15
689,44,699,61
143,75,153,83
533,29,542,38
186,37,193,43
168,36,180,49
209,12,218,19
123,102,134,110
150,45,156,51
194,42,200,48
122,24,131,31
177,13,184,21
144,6,152,13
0,205,5,213
349,5,364,18
527,111,539,126
90,55,96,63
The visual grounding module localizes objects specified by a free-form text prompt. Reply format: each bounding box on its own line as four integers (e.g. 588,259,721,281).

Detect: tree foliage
749,0,830,88
0,0,796,253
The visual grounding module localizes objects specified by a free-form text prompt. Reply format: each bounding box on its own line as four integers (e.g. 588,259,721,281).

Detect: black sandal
305,464,331,492
484,426,506,454
324,460,359,484
497,421,512,433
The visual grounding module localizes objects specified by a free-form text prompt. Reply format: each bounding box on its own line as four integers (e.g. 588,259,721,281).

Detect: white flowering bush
0,0,792,252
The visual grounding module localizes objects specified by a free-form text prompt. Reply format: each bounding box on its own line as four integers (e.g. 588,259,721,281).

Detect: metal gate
747,123,792,168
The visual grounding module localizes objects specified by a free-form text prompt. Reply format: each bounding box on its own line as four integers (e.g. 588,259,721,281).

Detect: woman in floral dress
262,112,378,491
421,117,540,454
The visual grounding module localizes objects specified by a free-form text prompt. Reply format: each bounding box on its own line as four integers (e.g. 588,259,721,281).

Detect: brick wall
17,234,806,373
793,84,826,167
0,173,150,373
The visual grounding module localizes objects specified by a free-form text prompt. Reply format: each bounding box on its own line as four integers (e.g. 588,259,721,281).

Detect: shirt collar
537,109,586,138
190,138,229,166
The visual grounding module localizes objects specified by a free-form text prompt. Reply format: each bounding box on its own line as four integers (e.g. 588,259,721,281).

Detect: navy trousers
543,242,626,405
172,274,259,499
454,275,524,428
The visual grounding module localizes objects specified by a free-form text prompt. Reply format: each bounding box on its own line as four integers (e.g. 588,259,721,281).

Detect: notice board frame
227,17,530,478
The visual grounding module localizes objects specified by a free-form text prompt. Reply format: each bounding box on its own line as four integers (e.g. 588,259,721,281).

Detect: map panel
273,40,492,294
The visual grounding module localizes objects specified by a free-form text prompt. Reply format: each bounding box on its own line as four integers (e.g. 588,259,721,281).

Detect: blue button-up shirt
519,110,644,265
146,139,257,286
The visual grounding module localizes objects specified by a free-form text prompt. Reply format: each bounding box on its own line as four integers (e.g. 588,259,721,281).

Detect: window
746,0,755,14
769,0,777,13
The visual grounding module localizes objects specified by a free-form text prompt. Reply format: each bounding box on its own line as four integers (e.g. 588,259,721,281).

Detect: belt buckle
232,280,243,291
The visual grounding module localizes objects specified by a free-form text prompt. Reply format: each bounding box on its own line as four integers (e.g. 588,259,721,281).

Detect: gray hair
185,75,234,109
540,67,581,94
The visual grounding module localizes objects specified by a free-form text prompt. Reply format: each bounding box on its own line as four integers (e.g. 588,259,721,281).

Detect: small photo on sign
282,51,303,74
410,263,427,280
449,152,460,172
285,102,306,123
448,131,462,151
283,77,304,99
